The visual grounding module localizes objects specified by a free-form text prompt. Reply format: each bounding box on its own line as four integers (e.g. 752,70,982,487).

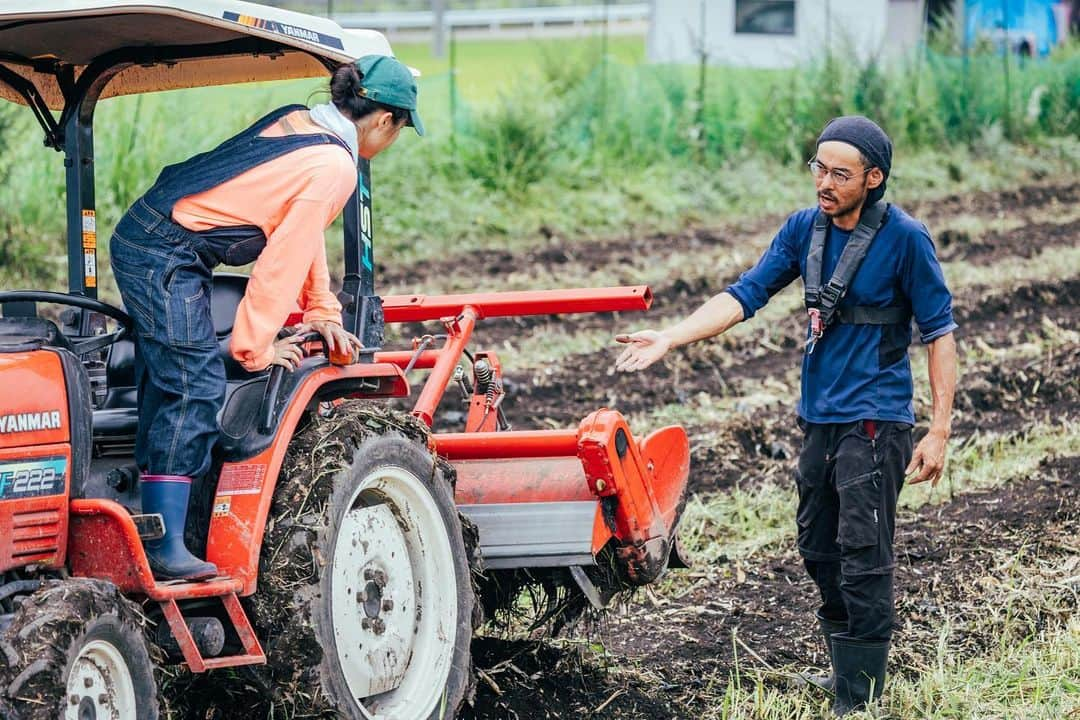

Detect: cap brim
409,109,425,136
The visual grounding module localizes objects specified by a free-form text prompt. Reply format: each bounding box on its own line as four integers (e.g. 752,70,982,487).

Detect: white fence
333,4,650,32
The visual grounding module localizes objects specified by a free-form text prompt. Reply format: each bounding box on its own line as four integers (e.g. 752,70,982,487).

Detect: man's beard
818,182,868,218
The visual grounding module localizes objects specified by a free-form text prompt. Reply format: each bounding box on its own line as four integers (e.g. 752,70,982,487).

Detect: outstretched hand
614,330,672,372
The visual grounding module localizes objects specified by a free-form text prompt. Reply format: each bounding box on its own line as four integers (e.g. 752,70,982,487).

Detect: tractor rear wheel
247,406,474,719
0,578,158,720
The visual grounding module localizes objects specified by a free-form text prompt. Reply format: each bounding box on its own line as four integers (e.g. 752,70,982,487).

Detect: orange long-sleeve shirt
172,111,357,371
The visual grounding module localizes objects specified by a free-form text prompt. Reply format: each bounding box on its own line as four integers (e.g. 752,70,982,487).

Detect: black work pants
795,419,912,642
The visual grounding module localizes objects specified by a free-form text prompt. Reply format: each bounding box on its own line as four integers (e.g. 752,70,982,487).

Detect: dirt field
163,183,1078,718
425,183,1078,719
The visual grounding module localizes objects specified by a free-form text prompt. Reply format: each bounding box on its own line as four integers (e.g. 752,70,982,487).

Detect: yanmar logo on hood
0,411,62,434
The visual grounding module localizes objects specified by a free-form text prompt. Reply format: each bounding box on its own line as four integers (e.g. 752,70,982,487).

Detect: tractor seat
93,273,257,446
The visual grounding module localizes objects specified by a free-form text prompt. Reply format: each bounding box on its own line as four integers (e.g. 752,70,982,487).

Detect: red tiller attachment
377,285,691,594
436,409,689,585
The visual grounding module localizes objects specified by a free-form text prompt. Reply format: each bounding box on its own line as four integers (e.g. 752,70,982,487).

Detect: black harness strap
804,201,909,352
836,306,910,325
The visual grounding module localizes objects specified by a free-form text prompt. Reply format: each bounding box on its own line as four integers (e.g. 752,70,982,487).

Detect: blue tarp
965,0,1060,56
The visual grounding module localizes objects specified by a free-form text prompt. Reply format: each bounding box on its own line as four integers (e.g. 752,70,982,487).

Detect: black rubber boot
831,634,889,716
141,475,218,581
803,611,848,692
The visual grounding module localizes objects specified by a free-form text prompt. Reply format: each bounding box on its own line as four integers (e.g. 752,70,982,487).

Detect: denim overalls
110,104,351,479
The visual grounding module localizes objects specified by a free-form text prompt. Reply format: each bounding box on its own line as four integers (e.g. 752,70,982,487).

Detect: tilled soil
464,455,1079,719
443,182,1080,718
174,182,1078,718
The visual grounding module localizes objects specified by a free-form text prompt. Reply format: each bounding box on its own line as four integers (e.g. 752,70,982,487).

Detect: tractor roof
0,1,393,110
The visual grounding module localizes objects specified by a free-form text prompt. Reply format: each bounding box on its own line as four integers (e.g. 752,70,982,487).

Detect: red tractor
0,3,690,718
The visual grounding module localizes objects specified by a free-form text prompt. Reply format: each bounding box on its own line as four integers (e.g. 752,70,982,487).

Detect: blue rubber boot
141,475,218,581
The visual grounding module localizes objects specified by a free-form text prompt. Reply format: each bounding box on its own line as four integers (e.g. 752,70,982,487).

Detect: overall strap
141,104,351,214
248,103,311,134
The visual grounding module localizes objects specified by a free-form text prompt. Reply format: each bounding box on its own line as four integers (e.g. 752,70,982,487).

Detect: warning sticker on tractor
217,464,266,495
222,11,344,50
81,210,96,233
0,457,67,499
212,497,232,518
84,252,97,288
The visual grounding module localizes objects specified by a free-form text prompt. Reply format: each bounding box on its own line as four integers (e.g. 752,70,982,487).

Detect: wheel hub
65,639,137,720
330,464,459,719
333,503,415,697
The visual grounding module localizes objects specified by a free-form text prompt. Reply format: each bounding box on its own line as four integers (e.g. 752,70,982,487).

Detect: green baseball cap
355,54,424,136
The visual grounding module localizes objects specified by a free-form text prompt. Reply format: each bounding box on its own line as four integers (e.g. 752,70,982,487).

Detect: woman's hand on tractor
271,334,306,370
295,320,364,361
614,330,672,372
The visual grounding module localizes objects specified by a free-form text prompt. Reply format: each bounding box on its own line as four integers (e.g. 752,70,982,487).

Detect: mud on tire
0,578,158,720
243,404,475,719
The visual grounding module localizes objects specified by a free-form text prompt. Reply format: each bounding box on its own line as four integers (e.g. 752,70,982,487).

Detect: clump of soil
464,637,680,720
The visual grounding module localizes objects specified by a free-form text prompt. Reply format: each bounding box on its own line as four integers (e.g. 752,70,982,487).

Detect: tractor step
160,592,265,672
459,500,598,569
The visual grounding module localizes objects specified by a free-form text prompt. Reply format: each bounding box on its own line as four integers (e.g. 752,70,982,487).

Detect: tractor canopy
0,1,390,317
0,1,392,115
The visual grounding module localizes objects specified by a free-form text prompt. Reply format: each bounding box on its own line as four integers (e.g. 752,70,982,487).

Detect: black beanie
817,116,892,206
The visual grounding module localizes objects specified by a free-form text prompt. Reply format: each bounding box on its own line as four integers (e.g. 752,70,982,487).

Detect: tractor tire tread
242,404,475,719
0,578,159,720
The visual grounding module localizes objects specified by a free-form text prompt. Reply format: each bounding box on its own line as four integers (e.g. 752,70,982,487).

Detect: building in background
647,0,928,67
961,0,1066,56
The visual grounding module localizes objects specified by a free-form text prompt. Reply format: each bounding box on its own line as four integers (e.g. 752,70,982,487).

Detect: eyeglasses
807,159,871,187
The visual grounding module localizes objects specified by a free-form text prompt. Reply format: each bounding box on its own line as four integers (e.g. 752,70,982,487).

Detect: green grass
2,35,1078,295
395,35,645,121
679,602,1080,719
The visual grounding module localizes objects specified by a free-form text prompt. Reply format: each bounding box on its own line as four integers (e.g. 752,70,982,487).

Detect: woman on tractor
109,55,423,581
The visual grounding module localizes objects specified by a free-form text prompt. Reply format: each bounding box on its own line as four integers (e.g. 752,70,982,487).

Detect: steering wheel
0,291,134,356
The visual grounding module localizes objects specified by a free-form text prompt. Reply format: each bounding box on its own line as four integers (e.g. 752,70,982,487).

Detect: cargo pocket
836,469,883,557
164,266,215,349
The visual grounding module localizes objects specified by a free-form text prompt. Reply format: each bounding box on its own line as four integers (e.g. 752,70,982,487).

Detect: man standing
615,116,958,715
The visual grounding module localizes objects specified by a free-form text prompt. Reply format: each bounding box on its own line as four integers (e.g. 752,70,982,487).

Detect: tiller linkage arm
372,286,690,588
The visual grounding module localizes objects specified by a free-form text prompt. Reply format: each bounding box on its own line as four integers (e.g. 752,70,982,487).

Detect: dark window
735,0,796,35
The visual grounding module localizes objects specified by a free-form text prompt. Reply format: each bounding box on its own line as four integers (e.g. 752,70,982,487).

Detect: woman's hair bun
330,64,365,117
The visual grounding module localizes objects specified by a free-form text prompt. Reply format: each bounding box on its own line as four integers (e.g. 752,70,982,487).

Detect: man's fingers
910,459,938,485
904,453,920,476
616,350,653,372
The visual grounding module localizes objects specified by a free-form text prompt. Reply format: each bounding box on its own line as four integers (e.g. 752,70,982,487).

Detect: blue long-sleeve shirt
725,204,957,425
